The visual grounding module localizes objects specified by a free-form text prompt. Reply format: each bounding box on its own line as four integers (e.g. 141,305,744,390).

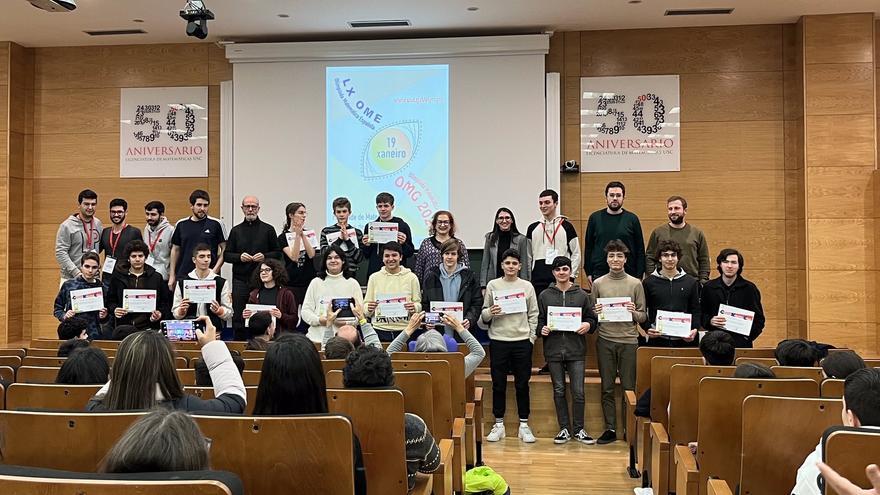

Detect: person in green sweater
591,239,647,443
583,181,646,284
481,248,539,444
645,196,710,284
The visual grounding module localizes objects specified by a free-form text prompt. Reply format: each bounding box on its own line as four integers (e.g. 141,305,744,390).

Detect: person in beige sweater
591,239,647,442
480,248,539,444
364,241,421,341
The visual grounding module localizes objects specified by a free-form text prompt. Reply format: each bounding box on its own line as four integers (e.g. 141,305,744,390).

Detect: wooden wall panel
805,115,876,167
804,63,875,116
806,166,873,219
679,121,784,171
679,72,784,122
804,14,875,64
808,219,875,270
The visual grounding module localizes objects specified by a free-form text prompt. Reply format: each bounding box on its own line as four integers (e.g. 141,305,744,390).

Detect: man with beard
55,189,103,285
143,201,174,283
645,196,710,284
169,189,227,291
583,181,646,284
99,198,143,283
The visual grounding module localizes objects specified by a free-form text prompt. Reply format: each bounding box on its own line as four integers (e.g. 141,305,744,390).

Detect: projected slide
326,65,449,244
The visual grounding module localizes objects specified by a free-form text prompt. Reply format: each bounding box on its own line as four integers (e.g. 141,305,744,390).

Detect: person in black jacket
641,240,700,347
107,240,169,330
421,238,483,338
700,248,765,348
701,248,765,347
361,192,416,276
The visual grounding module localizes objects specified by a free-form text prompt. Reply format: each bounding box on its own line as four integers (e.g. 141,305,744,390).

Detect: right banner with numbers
580,75,680,173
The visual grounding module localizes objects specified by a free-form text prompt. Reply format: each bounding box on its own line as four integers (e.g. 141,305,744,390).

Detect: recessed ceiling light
132,19,144,23
628,0,641,4
467,6,479,11
277,13,290,18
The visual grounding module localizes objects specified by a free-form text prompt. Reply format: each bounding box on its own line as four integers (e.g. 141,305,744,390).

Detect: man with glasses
55,189,103,286
53,252,109,339
224,195,281,337
99,198,143,285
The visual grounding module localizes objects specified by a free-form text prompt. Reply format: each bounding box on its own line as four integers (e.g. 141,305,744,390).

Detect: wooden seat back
16,366,61,384
650,356,705,427
90,340,121,350
0,356,22,368
734,357,777,367
184,386,258,415
823,426,880,494
696,378,819,495
242,358,263,370
20,355,121,367
863,358,880,367
770,366,824,383
391,360,453,438
326,369,435,433
0,410,145,470
0,474,238,495
242,370,260,386
821,378,845,398
240,350,266,358
390,352,466,417
732,348,776,359
6,384,101,411
29,339,65,350
0,348,25,358
327,388,408,495
739,396,842,495
636,347,702,399
26,347,118,358
321,359,347,374
0,366,13,383
177,368,258,386
193,414,356,495
668,365,736,445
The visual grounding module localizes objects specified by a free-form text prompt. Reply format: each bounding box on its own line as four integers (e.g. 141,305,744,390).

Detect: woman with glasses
480,207,532,291
242,258,298,334
413,210,470,285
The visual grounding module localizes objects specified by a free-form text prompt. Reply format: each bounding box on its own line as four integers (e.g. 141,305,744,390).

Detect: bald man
321,303,383,352
224,195,282,338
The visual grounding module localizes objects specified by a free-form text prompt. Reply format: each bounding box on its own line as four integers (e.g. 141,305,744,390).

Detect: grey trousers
596,336,637,431
548,359,586,431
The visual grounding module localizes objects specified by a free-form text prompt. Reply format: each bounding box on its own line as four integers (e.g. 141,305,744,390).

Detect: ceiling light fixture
467,6,479,11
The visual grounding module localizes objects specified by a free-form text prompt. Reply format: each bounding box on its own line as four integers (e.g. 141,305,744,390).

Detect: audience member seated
324,336,356,359
252,333,367,494
734,362,776,379
321,303,382,352
87,316,246,413
387,312,486,377
634,330,735,418
194,352,245,387
56,347,110,385
112,324,139,341
775,338,820,367
821,350,867,380
98,408,210,473
792,368,880,494
343,346,440,492
57,317,89,340
57,337,90,357
245,311,276,351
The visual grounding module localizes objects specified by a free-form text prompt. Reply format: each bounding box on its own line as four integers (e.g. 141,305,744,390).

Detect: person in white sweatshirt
364,241,421,341
481,248,539,444
301,244,365,343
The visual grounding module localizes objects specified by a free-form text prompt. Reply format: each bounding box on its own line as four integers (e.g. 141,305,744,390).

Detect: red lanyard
543,219,563,246
147,226,167,253
80,216,95,251
108,224,127,255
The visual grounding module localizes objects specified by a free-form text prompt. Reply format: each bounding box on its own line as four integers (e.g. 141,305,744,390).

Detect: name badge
545,248,559,265
146,254,156,267
102,256,117,274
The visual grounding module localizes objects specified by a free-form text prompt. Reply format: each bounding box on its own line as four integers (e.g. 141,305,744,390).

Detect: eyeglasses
497,217,512,221
110,210,126,215
259,267,273,273
242,205,260,210
436,220,451,225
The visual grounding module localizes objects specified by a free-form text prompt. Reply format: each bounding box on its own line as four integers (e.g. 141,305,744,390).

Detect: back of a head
57,317,88,340
194,353,245,387
254,333,327,415
699,331,736,366
99,408,209,473
336,325,361,345
415,330,449,353
343,345,394,388
821,350,867,379
55,347,110,385
324,336,356,360
112,324,139,341
57,338,90,357
105,330,183,410
844,368,880,427
775,339,819,367
247,312,273,339
734,362,776,379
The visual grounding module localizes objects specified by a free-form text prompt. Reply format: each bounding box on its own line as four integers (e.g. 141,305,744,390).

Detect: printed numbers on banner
595,93,667,136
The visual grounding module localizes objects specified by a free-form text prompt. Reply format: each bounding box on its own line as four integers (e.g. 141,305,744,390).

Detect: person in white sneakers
481,248,539,443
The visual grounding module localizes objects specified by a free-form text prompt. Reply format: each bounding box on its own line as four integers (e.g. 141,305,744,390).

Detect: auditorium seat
822,425,880,493
6,383,101,410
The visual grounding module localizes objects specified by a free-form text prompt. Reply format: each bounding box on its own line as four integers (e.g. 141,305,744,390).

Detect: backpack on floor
465,466,510,495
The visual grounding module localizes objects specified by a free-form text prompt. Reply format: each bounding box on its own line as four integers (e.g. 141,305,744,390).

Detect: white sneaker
633,488,654,495
487,422,506,442
518,424,536,443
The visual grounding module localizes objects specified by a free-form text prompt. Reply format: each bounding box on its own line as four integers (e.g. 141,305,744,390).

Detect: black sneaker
553,428,570,444
597,429,617,444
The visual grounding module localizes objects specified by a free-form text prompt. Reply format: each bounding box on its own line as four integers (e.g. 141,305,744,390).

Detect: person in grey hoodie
55,189,103,284
144,201,174,282
537,256,598,446
422,239,483,338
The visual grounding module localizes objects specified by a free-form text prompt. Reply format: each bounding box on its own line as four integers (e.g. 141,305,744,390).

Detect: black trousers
490,339,533,420
231,278,250,340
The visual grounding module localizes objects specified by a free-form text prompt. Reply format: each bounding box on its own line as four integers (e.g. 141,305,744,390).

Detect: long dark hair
318,244,351,279
282,202,305,232
253,334,328,415
488,207,520,244
103,330,184,410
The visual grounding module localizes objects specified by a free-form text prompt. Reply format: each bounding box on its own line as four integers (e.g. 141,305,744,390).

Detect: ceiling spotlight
180,0,214,40
277,13,290,18
132,19,144,23
467,6,479,11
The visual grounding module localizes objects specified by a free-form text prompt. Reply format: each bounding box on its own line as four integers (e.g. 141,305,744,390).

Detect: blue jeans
547,359,586,431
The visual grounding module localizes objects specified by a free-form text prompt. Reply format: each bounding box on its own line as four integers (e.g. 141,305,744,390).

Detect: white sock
519,420,528,426
495,418,504,424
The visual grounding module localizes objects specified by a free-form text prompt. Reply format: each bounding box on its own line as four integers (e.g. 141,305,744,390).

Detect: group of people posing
52,181,766,447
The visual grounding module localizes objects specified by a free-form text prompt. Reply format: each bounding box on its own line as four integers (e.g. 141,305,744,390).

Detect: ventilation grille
664,8,734,16
84,29,148,36
348,19,411,28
